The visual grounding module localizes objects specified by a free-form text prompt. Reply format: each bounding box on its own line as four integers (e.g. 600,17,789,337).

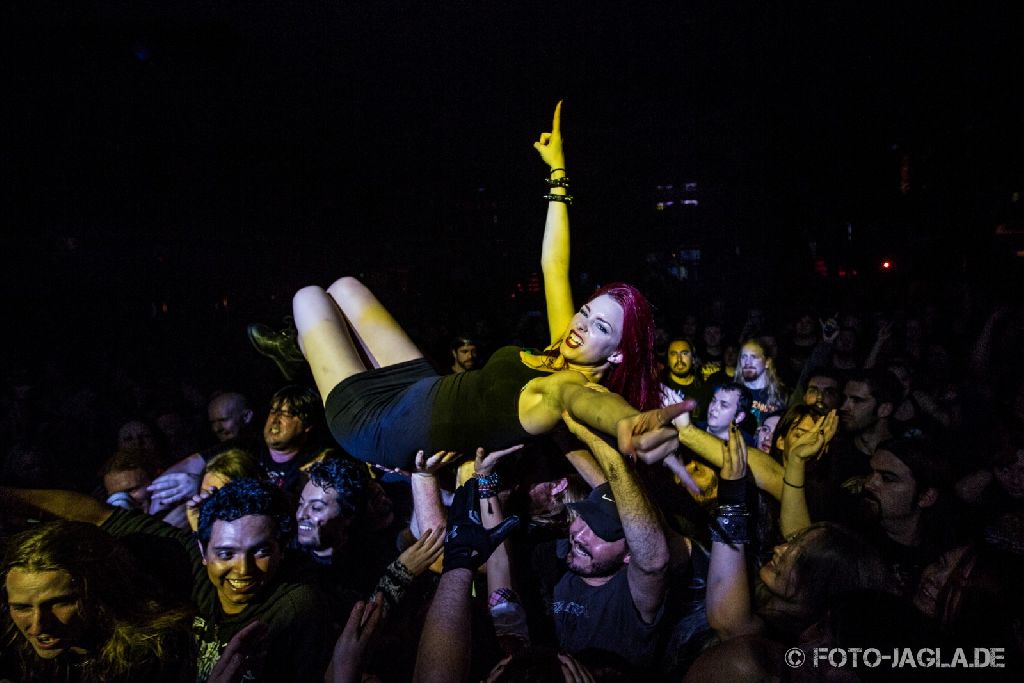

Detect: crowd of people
3,103,1023,682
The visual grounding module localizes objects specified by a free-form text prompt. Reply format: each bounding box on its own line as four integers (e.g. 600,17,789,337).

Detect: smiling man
189,478,331,680
661,338,711,420
0,478,333,682
551,416,671,674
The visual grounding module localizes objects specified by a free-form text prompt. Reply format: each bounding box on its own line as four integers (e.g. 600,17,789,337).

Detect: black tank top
426,346,551,454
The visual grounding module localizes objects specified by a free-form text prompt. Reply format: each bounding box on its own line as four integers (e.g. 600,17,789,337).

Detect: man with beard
735,339,787,428
293,456,440,635
860,438,960,597
550,415,671,674
661,338,711,421
449,336,478,374
803,368,903,526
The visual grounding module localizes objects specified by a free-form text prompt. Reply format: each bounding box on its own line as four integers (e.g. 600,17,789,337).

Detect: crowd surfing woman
270,102,686,471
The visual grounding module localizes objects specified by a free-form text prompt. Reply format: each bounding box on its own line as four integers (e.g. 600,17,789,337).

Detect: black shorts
324,358,440,469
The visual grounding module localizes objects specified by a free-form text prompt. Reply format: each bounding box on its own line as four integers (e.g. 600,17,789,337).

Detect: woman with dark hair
1,521,193,683
704,429,889,646
252,102,682,471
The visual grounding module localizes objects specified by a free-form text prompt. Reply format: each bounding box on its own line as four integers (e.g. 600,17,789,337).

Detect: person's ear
917,487,939,509
735,411,746,426
775,433,786,451
608,350,624,365
876,401,894,419
242,409,254,425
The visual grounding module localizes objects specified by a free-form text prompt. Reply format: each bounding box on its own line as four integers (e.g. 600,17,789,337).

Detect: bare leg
324,277,423,368
292,285,368,400
292,278,423,402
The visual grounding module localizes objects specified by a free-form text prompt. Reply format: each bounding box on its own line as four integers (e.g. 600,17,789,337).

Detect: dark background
5,1,1023,382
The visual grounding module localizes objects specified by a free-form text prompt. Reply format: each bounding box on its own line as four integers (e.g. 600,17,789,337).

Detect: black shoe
247,323,306,381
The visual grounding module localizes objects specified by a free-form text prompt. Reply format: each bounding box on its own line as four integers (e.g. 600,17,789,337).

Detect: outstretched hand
185,487,216,532
397,526,445,576
615,399,697,464
413,450,461,477
147,472,200,512
787,410,838,463
327,594,384,683
533,100,565,170
442,479,519,573
474,444,525,477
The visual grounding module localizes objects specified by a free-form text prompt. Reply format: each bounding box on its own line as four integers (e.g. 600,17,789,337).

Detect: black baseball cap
566,483,624,542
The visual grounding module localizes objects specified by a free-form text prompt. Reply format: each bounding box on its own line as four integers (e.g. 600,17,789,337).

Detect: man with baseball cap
552,415,673,673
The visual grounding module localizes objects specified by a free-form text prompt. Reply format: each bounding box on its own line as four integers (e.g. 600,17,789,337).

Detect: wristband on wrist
783,478,805,489
544,175,570,188
710,508,750,545
544,193,574,205
548,167,566,176
476,471,499,499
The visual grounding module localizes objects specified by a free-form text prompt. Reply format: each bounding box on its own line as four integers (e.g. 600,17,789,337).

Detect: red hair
590,282,661,411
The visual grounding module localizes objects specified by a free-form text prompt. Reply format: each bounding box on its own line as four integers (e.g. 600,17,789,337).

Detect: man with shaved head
207,391,255,443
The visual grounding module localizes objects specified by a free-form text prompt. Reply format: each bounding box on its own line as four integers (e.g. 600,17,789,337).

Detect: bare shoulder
524,368,588,396
518,370,589,435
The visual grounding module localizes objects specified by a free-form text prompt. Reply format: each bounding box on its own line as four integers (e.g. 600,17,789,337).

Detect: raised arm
409,450,459,538
563,412,669,624
413,480,518,683
705,426,764,640
534,100,574,343
779,411,837,538
675,410,784,500
0,486,114,526
472,445,524,598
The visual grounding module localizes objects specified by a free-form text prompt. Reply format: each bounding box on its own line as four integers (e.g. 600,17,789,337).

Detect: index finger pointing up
552,100,562,135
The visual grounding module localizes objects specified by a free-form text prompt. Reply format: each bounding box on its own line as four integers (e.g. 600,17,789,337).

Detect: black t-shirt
428,345,550,454
803,433,873,528
260,444,329,496
101,509,333,682
661,374,712,421
552,568,664,672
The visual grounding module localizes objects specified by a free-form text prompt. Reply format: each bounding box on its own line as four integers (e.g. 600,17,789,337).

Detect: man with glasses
259,384,336,495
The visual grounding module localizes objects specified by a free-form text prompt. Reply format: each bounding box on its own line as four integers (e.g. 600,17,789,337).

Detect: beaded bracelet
548,168,566,176
544,193,574,205
544,175,570,188
475,471,499,499
474,472,499,487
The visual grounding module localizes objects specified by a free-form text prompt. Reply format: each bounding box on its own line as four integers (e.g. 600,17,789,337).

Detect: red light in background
881,260,891,270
